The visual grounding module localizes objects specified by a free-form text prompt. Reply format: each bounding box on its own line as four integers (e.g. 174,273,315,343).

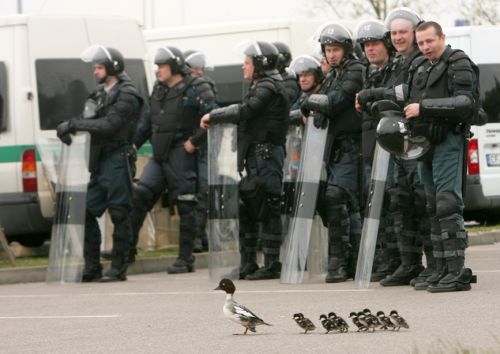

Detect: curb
1,232,499,285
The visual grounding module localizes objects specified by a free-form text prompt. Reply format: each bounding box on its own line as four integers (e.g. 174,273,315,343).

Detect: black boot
325,257,347,283
82,265,103,282
380,261,424,286
167,257,195,274
245,261,281,280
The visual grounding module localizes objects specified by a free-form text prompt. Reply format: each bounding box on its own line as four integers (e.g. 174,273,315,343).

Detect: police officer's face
190,67,204,77
320,56,330,74
299,72,315,92
156,63,172,83
363,40,389,68
93,64,107,82
416,26,446,62
242,56,255,81
390,19,415,56
324,44,344,66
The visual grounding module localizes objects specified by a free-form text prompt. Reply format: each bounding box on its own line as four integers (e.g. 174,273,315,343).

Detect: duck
389,310,409,331
214,278,272,335
293,313,316,333
376,310,395,331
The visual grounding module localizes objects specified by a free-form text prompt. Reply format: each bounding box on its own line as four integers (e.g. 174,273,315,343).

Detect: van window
36,59,149,130
478,64,500,123
0,62,8,132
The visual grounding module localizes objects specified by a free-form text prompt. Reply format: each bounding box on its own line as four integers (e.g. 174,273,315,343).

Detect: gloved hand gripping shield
36,132,90,283
281,117,328,284
208,123,240,281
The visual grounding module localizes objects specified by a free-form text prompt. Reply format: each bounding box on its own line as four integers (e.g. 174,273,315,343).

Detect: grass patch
0,246,180,269
466,224,500,233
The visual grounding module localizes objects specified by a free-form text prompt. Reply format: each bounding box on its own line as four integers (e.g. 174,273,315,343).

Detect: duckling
214,278,272,335
293,313,316,334
328,312,349,333
349,311,367,332
362,308,382,331
319,314,336,334
375,310,395,330
389,310,409,331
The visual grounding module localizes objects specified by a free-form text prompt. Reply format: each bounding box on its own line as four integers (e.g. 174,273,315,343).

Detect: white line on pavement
0,315,120,320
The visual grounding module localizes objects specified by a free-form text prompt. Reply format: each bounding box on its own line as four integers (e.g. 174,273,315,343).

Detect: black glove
312,112,328,129
56,120,74,146
358,88,385,111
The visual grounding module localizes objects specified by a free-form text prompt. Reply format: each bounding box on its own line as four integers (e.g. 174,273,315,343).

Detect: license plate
486,153,500,166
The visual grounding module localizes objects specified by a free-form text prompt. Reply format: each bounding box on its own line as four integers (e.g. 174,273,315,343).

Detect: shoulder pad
190,76,216,101
447,49,467,62
256,78,278,93
345,60,364,72
408,56,427,73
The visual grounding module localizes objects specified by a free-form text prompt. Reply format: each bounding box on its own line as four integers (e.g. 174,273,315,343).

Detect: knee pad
109,205,129,225
266,194,281,217
436,192,461,220
133,184,157,210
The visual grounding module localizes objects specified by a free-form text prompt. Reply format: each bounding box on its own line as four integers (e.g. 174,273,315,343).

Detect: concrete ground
1,242,500,354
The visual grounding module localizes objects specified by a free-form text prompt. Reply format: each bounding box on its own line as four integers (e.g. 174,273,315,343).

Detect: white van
446,26,500,222
0,14,151,245
144,20,500,221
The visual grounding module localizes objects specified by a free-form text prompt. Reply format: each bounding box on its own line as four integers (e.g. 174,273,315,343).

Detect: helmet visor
81,45,112,64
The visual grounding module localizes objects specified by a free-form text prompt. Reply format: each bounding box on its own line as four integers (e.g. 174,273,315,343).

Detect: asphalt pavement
1,241,500,353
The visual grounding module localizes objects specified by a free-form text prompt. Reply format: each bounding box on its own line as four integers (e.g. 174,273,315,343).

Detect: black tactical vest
319,59,363,136
239,77,289,146
149,77,198,161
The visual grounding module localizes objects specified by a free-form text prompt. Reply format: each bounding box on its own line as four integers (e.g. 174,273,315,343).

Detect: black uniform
405,45,478,292
132,75,217,272
68,74,143,281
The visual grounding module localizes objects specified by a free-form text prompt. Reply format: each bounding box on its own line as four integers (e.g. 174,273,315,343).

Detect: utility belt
89,140,131,174
411,120,466,145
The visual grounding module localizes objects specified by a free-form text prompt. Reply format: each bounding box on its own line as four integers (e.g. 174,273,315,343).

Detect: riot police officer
403,21,477,292
300,23,364,283
184,49,218,253
131,46,217,274
56,46,143,282
354,20,400,281
272,41,301,103
358,8,432,287
201,40,289,280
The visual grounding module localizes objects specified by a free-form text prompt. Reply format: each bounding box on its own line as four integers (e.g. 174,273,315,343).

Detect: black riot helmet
272,41,292,73
243,40,279,77
81,45,125,76
375,100,429,160
154,46,186,75
318,23,353,56
289,54,324,88
355,20,391,50
385,7,422,32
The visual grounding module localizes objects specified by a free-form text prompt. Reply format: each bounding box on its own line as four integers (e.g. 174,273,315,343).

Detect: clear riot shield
354,143,390,289
207,123,240,281
306,167,329,282
280,125,303,251
281,117,328,284
36,133,90,283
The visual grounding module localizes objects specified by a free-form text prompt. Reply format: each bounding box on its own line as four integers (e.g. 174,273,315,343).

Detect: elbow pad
210,104,240,125
300,94,331,117
420,95,474,123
